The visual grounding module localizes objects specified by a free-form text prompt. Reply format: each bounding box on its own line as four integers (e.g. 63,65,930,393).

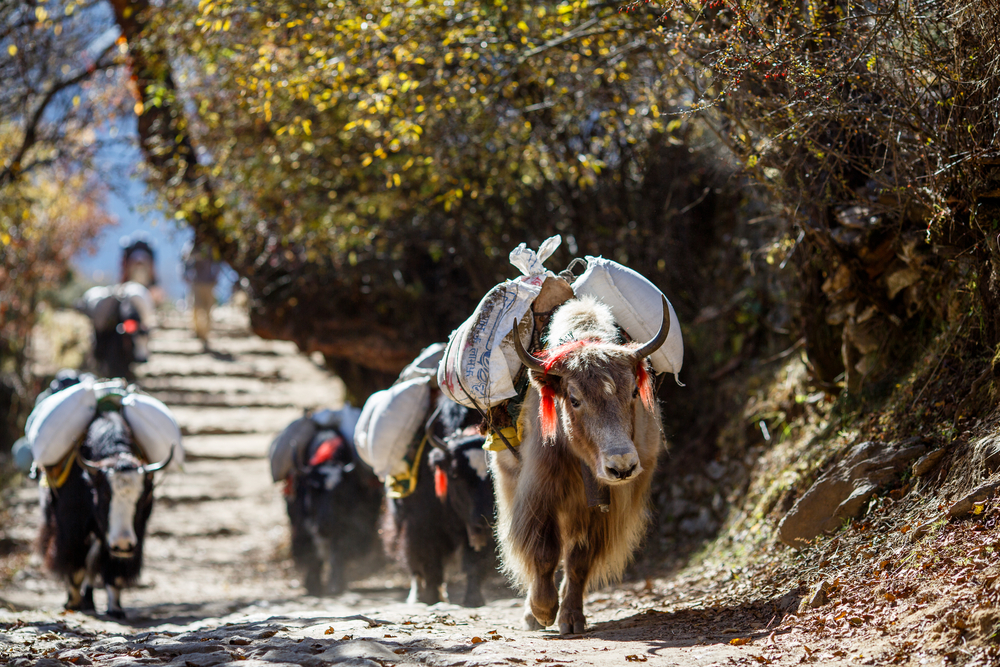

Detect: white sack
310,404,362,447
117,281,157,328
122,393,184,471
438,236,561,408
269,416,318,482
355,377,431,480
398,343,446,385
81,286,119,333
571,256,684,381
27,380,97,467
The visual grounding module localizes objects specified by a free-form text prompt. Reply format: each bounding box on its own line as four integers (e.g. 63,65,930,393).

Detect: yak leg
64,569,86,610
106,581,125,619
77,539,101,612
523,519,560,630
415,560,446,605
557,543,592,634
461,544,488,607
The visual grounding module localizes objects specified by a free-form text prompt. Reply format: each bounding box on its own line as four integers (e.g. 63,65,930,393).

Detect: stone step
171,406,303,436
182,433,274,461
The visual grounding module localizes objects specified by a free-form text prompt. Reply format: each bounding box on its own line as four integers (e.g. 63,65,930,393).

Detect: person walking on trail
121,233,165,305
183,241,222,349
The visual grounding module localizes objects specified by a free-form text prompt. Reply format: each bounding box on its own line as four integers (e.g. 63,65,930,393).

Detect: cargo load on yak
25,375,184,486
80,281,158,333
437,236,563,410
268,404,363,482
355,376,432,482
437,237,684,455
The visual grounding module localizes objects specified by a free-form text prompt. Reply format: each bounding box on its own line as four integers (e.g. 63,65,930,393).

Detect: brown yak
491,294,668,634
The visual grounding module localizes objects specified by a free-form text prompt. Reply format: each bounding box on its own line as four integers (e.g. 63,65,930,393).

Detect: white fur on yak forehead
109,469,144,500
548,296,618,343
463,448,489,480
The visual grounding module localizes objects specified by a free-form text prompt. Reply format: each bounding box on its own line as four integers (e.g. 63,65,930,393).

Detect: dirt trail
1,308,888,666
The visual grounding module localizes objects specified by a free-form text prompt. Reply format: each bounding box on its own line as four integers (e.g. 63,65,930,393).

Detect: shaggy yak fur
491,296,666,634
37,410,160,619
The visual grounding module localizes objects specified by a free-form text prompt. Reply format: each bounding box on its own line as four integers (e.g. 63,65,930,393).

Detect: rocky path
0,307,873,667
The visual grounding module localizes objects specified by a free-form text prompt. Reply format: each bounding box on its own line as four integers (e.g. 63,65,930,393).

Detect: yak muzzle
598,449,642,484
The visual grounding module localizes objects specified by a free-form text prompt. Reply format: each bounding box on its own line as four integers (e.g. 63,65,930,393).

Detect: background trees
1,0,121,451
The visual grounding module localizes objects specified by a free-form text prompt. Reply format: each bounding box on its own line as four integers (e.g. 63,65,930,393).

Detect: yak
285,428,382,596
92,295,150,382
492,295,669,634
37,409,172,619
381,396,495,607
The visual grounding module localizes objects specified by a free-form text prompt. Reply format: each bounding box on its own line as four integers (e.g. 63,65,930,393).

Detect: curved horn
428,433,449,451
423,403,449,451
632,295,671,362
512,321,561,376
77,455,104,478
140,444,175,474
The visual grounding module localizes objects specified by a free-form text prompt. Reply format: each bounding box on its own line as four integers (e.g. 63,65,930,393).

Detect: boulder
778,440,926,548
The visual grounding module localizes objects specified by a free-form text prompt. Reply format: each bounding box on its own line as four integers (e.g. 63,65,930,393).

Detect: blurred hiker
120,233,165,305
120,233,158,288
183,240,222,348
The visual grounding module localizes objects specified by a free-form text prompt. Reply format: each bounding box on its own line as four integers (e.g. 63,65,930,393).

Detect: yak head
512,295,668,486
79,414,173,558
428,434,494,551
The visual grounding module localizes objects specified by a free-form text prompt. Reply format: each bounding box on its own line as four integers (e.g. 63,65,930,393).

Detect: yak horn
632,295,671,362
423,403,449,451
77,455,103,477
512,321,562,376
141,445,175,474
428,432,449,451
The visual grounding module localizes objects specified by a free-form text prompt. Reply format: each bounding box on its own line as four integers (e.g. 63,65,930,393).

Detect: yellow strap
483,424,522,452
385,433,429,499
44,449,78,490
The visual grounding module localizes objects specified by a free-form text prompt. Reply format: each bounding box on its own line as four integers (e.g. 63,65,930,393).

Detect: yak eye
569,396,581,409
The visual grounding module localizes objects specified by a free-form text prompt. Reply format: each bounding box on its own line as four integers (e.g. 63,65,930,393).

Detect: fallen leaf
471,637,485,644
751,656,772,664
730,637,751,646
324,627,336,635
624,655,647,662
340,635,352,641
384,634,396,638
394,648,407,655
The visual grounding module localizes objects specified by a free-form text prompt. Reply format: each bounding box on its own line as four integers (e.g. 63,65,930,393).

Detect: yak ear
528,369,562,395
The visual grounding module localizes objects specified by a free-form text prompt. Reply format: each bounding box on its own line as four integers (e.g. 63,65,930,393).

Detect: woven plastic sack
122,393,184,470
269,416,318,482
80,286,119,333
27,379,97,466
355,376,431,480
438,236,561,408
118,281,157,329
571,256,684,382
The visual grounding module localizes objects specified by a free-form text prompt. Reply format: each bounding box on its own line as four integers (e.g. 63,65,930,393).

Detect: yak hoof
558,619,585,635
558,608,586,635
80,587,95,612
462,590,485,608
522,612,545,631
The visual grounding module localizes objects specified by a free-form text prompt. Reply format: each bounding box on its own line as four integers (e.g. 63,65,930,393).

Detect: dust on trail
0,307,879,667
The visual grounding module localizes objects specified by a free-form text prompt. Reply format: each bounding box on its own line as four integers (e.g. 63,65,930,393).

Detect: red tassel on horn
636,362,654,412
434,466,448,500
540,385,558,441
